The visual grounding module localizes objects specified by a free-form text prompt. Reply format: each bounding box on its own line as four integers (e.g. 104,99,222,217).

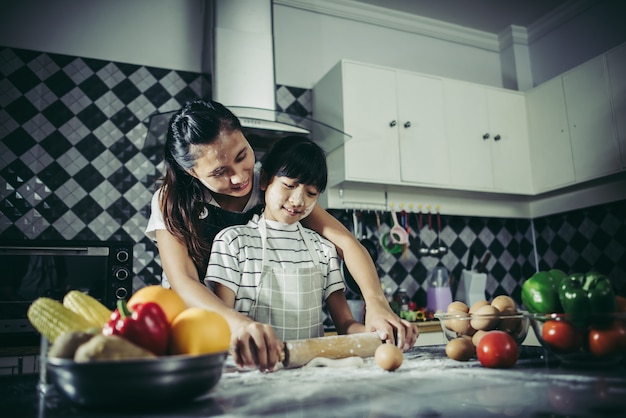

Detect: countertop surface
3,345,626,417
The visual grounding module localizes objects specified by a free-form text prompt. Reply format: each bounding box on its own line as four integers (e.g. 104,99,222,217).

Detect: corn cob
27,297,93,343
63,290,112,328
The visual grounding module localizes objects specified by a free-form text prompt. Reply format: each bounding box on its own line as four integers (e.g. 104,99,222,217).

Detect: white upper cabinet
526,76,576,193
562,55,621,182
313,61,449,187
606,43,626,169
396,70,449,186
443,80,533,194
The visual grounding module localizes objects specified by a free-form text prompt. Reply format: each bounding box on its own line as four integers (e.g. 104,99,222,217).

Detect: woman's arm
155,229,282,371
302,205,419,350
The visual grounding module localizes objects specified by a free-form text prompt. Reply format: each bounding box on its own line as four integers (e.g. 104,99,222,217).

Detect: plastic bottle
426,266,452,313
397,288,409,312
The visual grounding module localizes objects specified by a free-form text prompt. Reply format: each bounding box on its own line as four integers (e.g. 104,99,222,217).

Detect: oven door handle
0,246,109,256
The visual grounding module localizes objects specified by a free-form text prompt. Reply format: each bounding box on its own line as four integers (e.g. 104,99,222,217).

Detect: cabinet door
396,71,449,186
444,80,494,190
487,89,532,194
562,56,621,181
342,63,401,183
526,77,575,192
606,43,626,168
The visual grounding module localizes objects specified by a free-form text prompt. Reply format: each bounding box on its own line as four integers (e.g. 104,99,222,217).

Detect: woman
145,100,418,369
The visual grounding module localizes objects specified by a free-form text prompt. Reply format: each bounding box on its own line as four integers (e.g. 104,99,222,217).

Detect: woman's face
188,130,255,197
262,175,319,224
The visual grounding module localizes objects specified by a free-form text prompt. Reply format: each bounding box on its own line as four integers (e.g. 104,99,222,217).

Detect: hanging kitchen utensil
401,210,409,259
380,232,403,254
436,209,448,255
389,211,409,245
375,211,381,233
417,211,429,255
428,210,439,256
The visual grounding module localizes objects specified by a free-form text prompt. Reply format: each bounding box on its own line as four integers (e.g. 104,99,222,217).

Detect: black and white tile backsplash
2,47,625,309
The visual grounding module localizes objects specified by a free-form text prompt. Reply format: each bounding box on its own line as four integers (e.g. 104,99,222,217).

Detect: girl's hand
365,299,419,351
230,320,283,372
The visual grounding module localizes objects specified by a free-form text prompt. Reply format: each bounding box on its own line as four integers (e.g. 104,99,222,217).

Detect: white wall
1,0,624,91
273,4,503,89
0,0,207,72
528,0,626,86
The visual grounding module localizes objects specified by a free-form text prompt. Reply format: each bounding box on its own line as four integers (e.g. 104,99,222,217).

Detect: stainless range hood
212,0,291,130
143,0,348,157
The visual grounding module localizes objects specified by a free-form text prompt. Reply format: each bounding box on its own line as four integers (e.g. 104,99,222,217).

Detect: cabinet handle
403,121,411,128
494,135,501,141
483,133,490,140
389,120,397,127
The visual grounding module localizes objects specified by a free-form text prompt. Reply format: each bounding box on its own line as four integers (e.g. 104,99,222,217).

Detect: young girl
206,137,367,369
145,100,417,370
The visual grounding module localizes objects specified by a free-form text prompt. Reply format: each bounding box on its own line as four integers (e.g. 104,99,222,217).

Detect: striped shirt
205,214,345,318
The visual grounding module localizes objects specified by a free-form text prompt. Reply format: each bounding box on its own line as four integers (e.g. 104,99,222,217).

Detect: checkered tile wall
1,47,624,309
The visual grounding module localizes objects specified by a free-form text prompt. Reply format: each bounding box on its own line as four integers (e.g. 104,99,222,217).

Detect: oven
0,240,133,347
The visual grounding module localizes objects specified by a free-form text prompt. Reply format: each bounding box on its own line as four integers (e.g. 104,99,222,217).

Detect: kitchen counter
3,345,625,417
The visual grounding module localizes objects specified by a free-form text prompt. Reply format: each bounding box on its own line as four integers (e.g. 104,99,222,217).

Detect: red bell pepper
103,300,170,355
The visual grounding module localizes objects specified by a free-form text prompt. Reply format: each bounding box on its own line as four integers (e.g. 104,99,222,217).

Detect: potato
445,337,475,361
48,331,95,359
74,335,157,362
470,304,500,331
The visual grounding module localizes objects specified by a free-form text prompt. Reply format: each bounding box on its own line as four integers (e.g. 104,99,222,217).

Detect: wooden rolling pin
281,332,382,369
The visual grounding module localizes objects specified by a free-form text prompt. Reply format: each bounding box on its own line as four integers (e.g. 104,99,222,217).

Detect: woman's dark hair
160,100,242,276
261,136,328,193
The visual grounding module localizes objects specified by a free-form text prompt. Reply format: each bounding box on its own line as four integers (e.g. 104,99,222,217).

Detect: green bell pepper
521,269,567,314
558,272,616,315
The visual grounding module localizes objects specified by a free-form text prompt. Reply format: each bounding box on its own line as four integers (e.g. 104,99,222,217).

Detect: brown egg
444,310,473,335
447,301,469,313
472,329,487,347
375,343,403,371
499,308,523,335
469,300,490,313
470,304,500,330
445,337,475,361
491,295,516,313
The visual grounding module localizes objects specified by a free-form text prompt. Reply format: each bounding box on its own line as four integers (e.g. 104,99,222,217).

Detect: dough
303,356,365,368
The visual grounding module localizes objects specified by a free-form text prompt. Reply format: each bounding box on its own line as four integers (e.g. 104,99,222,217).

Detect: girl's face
188,130,255,197
262,175,319,224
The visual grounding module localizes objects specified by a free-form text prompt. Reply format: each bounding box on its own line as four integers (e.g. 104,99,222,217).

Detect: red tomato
588,321,626,357
541,320,583,353
476,331,518,368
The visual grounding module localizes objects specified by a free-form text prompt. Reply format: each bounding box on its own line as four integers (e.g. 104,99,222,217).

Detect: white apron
250,217,325,341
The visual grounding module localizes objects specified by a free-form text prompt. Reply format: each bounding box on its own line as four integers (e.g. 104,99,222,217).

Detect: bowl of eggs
528,312,626,367
435,296,530,362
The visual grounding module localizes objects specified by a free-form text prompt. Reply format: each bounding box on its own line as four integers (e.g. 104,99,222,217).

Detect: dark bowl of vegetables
47,350,228,408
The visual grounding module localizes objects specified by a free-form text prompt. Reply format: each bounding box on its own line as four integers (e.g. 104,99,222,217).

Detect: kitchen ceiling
352,0,570,33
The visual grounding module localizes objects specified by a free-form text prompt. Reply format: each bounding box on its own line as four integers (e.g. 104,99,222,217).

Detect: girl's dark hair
261,136,328,193
160,100,242,276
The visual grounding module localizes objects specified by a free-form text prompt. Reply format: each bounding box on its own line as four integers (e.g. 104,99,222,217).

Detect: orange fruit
169,308,231,355
128,285,187,324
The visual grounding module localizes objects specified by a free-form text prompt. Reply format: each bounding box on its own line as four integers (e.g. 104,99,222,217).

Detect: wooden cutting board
282,332,382,369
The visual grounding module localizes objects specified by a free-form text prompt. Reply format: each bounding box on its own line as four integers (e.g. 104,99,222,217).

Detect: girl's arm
326,290,366,335
302,204,419,350
155,229,282,371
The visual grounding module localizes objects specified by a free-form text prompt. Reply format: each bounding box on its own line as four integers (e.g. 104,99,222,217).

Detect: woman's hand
365,297,419,350
230,319,283,372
